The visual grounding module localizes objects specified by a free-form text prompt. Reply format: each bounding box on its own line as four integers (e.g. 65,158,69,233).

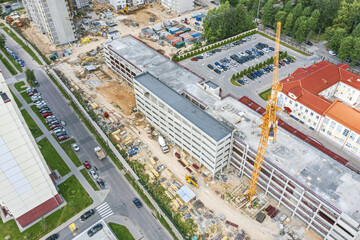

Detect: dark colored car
87,223,103,237
207,64,214,70
214,69,221,74
287,57,294,63
96,178,106,188
345,57,352,63
80,209,95,222
45,233,59,240
55,132,67,137
237,79,245,85
245,50,252,55
132,198,142,208
247,74,254,80
279,61,285,66
58,135,69,142
355,61,360,67
250,72,257,79
306,40,313,46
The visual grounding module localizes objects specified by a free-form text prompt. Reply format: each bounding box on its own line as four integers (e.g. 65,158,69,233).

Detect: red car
190,57,198,61
42,112,53,118
57,135,69,142
50,124,61,130
83,161,91,169
28,91,37,96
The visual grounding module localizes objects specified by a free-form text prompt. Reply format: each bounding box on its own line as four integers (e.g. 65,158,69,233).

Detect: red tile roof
16,194,62,227
281,61,360,115
324,101,360,135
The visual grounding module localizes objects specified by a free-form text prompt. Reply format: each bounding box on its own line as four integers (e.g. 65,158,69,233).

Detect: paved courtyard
181,33,320,104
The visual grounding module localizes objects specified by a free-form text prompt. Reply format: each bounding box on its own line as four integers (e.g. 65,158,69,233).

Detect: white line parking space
97,202,114,219
72,219,117,240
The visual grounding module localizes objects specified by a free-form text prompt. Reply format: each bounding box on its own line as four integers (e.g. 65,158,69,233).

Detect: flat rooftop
209,97,360,221
135,73,233,141
105,36,360,221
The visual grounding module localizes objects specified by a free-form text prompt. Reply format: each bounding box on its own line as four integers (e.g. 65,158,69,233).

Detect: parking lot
181,33,319,104
73,219,117,240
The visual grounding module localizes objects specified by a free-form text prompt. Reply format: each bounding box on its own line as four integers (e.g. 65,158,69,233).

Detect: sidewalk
105,215,143,240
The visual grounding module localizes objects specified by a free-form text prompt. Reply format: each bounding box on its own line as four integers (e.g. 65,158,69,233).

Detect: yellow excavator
120,7,128,14
185,175,198,188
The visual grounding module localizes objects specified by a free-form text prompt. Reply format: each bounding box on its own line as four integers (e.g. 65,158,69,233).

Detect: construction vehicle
158,135,169,153
185,175,198,188
241,21,282,205
13,20,22,27
120,7,128,14
94,146,106,160
5,16,13,23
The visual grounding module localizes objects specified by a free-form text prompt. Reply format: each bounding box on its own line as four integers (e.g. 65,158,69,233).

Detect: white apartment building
278,61,360,158
134,73,233,174
22,0,76,45
0,75,62,228
161,0,194,13
109,0,144,10
74,0,90,9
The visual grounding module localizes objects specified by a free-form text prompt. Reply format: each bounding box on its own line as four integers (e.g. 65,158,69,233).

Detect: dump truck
158,135,169,154
94,146,106,160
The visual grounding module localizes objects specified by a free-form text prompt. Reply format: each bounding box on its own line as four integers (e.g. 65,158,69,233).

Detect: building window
305,109,308,113
300,106,303,110
324,118,329,125
310,112,314,116
343,129,349,137
295,103,298,107
349,133,356,141
316,116,319,119
330,121,336,129
336,125,342,133
327,131,332,136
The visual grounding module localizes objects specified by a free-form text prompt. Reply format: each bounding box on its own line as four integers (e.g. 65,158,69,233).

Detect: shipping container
175,31,184,37
181,34,191,41
172,39,181,46
182,27,191,33
175,41,185,48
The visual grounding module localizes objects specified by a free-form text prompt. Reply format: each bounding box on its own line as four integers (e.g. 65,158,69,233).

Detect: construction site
7,1,360,240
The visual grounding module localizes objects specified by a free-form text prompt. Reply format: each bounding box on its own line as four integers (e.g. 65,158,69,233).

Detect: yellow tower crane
243,21,283,203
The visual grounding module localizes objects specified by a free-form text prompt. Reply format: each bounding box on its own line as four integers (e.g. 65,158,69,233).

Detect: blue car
132,198,142,208
250,73,257,79
255,71,261,77
237,79,245,85
215,62,220,66
247,74,254,80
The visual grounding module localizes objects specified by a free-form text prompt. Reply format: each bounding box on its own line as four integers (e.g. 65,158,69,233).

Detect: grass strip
37,137,71,176
159,215,178,240
14,81,26,92
0,23,4,27
2,26,42,65
80,168,99,191
230,78,242,87
0,51,17,75
108,223,135,240
124,173,156,211
9,89,22,108
256,31,311,56
20,109,43,138
1,47,23,72
60,138,82,167
259,88,272,101
0,175,93,240
20,91,32,103
30,105,51,130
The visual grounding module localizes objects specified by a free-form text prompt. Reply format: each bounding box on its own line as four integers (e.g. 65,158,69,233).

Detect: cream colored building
0,75,62,228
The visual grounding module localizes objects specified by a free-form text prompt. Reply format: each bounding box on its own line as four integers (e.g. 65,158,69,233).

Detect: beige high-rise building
22,0,76,45
0,74,62,228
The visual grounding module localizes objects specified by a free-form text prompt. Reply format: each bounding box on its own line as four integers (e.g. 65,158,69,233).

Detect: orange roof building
279,61,360,158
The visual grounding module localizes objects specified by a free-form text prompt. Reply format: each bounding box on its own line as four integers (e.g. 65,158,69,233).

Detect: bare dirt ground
97,81,136,116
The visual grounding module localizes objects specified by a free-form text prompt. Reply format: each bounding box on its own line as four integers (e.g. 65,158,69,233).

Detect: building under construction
104,35,360,240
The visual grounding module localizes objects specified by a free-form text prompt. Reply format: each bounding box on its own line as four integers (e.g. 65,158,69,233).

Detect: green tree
352,37,360,61
275,11,287,26
292,3,303,20
352,24,360,37
326,27,348,51
338,36,354,60
284,13,294,34
262,0,276,27
220,0,239,6
302,6,311,17
26,69,36,86
333,0,360,33
283,1,293,13
0,33,5,49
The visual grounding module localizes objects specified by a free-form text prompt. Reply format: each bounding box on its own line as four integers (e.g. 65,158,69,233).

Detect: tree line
205,0,360,62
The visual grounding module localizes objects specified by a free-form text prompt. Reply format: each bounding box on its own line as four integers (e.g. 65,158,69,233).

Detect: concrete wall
161,0,194,13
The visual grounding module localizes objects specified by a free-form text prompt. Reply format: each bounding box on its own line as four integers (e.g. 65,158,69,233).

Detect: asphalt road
1,28,172,240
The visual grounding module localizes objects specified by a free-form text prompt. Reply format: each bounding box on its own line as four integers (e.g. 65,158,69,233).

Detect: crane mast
245,21,282,203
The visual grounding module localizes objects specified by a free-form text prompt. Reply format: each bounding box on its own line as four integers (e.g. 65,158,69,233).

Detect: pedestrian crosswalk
96,202,113,219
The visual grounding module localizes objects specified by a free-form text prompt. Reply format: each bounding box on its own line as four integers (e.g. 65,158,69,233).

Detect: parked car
286,57,294,63
132,198,142,208
80,209,94,222
57,135,69,142
345,57,352,63
237,79,245,85
96,178,106,188
55,131,67,137
190,57,198,61
42,112,53,118
87,223,103,237
306,40,313,46
214,69,221,74
355,61,360,67
328,50,336,56
45,233,59,240
89,169,99,180
279,61,285,66
50,124,61,130
207,64,214,70
83,161,91,169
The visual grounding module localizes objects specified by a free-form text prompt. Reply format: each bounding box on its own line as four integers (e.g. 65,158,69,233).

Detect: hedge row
172,29,257,62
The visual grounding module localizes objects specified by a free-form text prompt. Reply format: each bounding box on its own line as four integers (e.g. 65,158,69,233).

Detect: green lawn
60,139,82,167
259,88,272,101
0,51,17,76
159,215,178,240
230,78,242,87
37,137,70,176
9,89,22,108
14,81,26,92
2,26,42,65
30,105,51,130
80,168,99,191
108,223,134,240
1,47,23,72
20,109,43,138
20,91,32,103
0,175,93,240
